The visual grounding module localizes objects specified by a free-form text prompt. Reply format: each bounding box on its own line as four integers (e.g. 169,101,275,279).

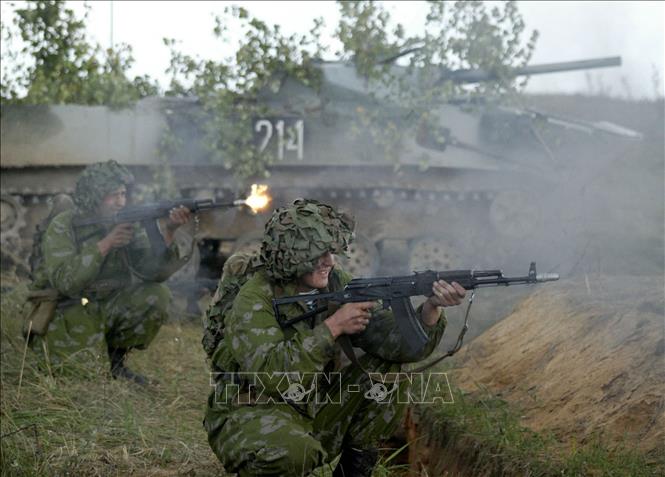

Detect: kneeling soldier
204,199,466,476
26,160,191,384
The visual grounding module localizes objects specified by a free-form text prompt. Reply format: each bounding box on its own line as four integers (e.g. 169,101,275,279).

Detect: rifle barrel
195,201,244,210
73,198,247,227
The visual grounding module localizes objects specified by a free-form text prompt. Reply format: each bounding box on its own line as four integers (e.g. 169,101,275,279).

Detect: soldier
27,160,192,385
204,199,466,476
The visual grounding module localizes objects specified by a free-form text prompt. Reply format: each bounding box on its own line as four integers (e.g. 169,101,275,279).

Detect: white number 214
255,119,304,160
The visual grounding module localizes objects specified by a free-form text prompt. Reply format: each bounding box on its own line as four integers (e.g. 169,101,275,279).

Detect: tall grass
3,283,662,476
1,284,223,476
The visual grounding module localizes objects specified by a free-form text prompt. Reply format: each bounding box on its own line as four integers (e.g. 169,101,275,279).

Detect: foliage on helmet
260,199,355,282
73,160,134,213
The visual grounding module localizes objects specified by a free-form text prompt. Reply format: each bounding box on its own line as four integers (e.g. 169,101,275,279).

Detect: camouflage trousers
205,355,407,476
32,282,171,364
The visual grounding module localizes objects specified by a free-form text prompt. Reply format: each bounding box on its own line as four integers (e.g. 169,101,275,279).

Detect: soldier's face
299,252,335,290
99,185,127,216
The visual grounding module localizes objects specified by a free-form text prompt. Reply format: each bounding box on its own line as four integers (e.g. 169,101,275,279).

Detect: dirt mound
449,275,665,455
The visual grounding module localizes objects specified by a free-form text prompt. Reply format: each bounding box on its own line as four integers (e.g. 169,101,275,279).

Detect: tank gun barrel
441,56,622,84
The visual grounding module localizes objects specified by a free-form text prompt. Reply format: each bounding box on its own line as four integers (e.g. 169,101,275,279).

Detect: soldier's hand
324,301,375,338
97,223,134,256
421,280,466,326
165,206,192,232
427,280,466,308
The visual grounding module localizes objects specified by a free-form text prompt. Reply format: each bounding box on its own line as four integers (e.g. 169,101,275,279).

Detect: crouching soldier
25,160,192,385
204,199,466,476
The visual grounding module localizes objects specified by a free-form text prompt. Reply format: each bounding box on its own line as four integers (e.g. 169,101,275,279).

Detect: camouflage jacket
35,209,188,298
210,267,447,405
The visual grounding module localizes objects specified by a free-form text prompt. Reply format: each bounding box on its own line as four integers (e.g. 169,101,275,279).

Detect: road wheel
489,190,543,238
338,233,380,277
1,195,27,246
408,237,462,272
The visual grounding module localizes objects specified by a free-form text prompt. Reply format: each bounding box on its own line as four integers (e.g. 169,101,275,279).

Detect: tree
1,0,158,107
162,1,538,180
161,5,325,179
2,1,538,178
337,1,539,165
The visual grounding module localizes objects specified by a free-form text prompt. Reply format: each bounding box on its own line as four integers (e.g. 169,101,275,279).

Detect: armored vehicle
1,56,641,282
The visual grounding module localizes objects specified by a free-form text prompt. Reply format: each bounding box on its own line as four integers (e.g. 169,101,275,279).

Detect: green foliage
161,6,324,180
2,1,541,180
162,1,539,180
337,0,406,81
337,0,539,169
1,0,158,107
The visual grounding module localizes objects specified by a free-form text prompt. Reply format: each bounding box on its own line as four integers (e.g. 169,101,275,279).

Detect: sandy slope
449,275,664,455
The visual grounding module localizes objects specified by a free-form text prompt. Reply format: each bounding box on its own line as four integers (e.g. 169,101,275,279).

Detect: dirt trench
403,275,664,474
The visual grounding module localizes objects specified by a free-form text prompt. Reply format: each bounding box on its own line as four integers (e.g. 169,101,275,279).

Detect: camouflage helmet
73,160,134,213
260,199,355,282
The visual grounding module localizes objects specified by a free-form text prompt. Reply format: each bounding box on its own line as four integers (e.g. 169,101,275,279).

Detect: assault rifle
72,198,246,255
273,262,559,354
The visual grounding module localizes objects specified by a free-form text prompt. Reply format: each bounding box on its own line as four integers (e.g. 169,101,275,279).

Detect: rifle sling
338,332,462,385
289,270,470,384
338,333,452,384
336,334,403,382
337,293,474,384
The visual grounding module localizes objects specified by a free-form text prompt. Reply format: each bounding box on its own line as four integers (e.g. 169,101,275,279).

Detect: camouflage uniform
29,161,188,365
204,200,447,476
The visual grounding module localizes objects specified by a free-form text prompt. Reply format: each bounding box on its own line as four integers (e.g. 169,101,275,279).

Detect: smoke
523,95,664,278
239,91,663,347
2,90,662,343
518,1,665,100
184,92,664,287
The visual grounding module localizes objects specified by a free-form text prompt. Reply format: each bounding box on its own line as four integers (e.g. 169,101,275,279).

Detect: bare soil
449,274,665,455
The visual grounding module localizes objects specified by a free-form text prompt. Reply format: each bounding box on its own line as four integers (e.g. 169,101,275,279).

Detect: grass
3,282,662,476
1,282,223,476
0,283,405,477
412,377,665,477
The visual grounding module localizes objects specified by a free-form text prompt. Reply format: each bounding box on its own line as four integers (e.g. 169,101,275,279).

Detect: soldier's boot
332,446,378,477
108,347,148,386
